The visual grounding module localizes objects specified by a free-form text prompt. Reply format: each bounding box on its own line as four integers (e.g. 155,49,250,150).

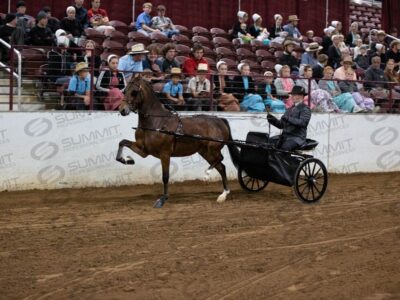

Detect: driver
267,85,311,151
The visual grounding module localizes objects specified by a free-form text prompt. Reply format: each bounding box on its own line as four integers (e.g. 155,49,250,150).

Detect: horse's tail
221,118,241,168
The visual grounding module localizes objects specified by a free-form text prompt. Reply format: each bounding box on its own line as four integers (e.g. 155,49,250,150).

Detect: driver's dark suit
267,102,311,151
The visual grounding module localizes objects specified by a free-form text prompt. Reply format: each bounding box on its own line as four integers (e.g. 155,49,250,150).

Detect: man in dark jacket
364,56,389,90
278,39,299,73
27,11,54,46
267,85,311,151
0,14,24,61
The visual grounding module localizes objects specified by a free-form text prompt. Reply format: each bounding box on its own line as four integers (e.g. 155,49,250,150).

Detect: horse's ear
134,73,141,79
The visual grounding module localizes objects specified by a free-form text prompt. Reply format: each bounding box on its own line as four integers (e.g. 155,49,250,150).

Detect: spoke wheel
238,166,268,192
294,158,328,203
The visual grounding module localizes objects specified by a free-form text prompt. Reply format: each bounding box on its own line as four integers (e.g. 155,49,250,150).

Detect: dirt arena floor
0,173,399,300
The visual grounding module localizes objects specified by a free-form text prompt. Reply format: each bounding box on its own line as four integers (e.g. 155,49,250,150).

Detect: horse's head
119,73,144,116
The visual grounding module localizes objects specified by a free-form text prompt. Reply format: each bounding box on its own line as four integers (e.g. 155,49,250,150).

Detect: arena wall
0,112,399,192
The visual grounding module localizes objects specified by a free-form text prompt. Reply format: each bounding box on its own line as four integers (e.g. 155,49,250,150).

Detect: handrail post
9,45,14,111
307,77,311,107
210,73,214,111
89,49,94,110
388,82,393,112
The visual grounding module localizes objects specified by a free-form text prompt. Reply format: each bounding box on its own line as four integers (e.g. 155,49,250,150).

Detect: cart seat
298,139,318,151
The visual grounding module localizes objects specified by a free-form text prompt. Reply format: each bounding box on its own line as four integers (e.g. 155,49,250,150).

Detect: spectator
41,6,60,34
385,27,398,46
384,59,400,83
318,66,353,112
261,71,285,113
249,14,270,46
338,34,348,53
321,26,335,55
232,11,253,43
270,30,288,45
77,39,101,77
15,1,32,35
328,34,342,68
187,63,211,111
355,45,370,70
0,14,24,61
301,42,322,67
370,43,387,66
339,68,378,112
87,0,114,34
61,6,84,39
386,40,400,70
331,20,343,34
353,38,363,59
142,44,163,77
162,67,185,107
232,63,265,112
278,39,299,73
334,55,357,81
305,30,314,43
73,0,89,29
283,15,302,42
27,11,54,46
48,35,74,84
364,56,389,92
96,54,126,111
151,5,179,38
118,43,148,80
66,62,91,110
136,2,158,37
312,54,329,80
274,65,295,104
141,69,154,82
160,43,179,73
373,30,388,51
269,14,283,39
213,61,240,111
182,44,209,77
345,22,359,47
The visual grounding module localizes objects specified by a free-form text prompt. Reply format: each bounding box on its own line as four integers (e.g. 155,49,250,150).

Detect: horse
116,75,240,208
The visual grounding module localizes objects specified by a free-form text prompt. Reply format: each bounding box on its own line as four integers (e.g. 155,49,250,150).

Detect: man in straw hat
187,63,211,111
267,85,311,151
301,42,323,66
162,67,185,107
66,62,91,109
333,55,357,81
118,43,149,80
283,15,302,42
279,39,300,73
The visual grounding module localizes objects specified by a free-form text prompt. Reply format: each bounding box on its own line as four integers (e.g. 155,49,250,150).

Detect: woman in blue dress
260,71,286,113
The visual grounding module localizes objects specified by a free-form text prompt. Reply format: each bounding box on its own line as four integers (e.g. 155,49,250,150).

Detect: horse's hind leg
116,139,148,165
153,155,170,208
214,161,230,203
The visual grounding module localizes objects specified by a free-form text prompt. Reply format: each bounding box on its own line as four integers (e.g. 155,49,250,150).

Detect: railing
0,38,22,110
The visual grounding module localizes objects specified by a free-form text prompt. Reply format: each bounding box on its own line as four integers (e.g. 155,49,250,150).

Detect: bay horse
116,75,240,208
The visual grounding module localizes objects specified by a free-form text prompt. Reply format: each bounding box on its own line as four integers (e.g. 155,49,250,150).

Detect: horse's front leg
153,155,170,208
116,139,148,165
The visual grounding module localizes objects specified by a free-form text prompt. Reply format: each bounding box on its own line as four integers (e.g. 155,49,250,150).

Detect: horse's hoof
153,199,165,208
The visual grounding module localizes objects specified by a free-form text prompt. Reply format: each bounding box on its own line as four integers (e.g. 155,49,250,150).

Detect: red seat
172,34,193,47
215,47,238,61
109,20,130,35
218,58,238,70
150,32,171,44
213,37,234,50
175,55,188,66
269,42,284,51
175,25,192,39
210,27,231,40
192,26,212,39
85,28,105,45
256,49,275,62
202,46,217,60
107,30,129,45
203,57,216,70
175,44,191,56
313,36,323,44
240,60,262,75
251,39,269,51
236,48,257,62
192,36,214,49
128,32,151,45
232,38,252,51
102,40,126,57
261,60,276,72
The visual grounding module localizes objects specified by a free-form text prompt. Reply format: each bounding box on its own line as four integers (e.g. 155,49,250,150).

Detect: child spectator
312,54,328,80
213,61,240,111
142,44,163,77
136,2,159,37
87,0,114,34
301,42,322,67
187,63,211,111
151,5,179,38
15,1,33,35
261,71,285,113
269,14,283,39
386,40,400,70
160,43,179,73
73,0,88,29
232,11,254,42
355,45,370,70
279,39,299,73
27,11,54,46
96,54,126,111
77,39,101,77
305,30,314,43
274,64,295,106
162,67,185,107
66,62,91,110
384,59,400,83
61,6,84,40
182,44,209,77
118,44,149,80
353,38,363,59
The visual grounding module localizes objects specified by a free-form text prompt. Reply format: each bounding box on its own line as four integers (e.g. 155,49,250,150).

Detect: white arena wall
0,112,399,192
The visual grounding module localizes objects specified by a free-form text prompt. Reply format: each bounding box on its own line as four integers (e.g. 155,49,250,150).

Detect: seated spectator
77,39,101,77
142,44,163,77
42,6,60,34
270,30,288,45
96,54,126,111
345,22,359,47
260,71,285,113
312,54,329,80
160,43,179,73
87,0,114,34
27,11,54,46
355,45,370,70
385,27,398,46
136,2,158,37
118,44,149,80
141,69,154,82
66,62,91,110
318,66,353,112
187,63,212,111
304,30,314,43
386,40,400,70
0,14,24,62
331,20,343,34
384,59,400,84
321,26,335,55
269,14,283,39
48,35,74,84
301,42,322,67
151,5,179,38
372,30,389,51
328,34,342,68
73,0,89,29
213,61,240,111
274,65,295,104
370,43,387,66
162,67,185,107
249,14,270,46
232,63,265,112
283,15,302,42
339,68,377,112
353,38,363,59
364,56,389,93
333,56,356,81
278,39,299,73
232,11,254,43
61,6,84,40
15,1,33,35
182,44,209,78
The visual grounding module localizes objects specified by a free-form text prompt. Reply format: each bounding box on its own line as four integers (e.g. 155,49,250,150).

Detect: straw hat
341,56,353,64
75,62,89,73
288,15,300,22
170,67,183,78
390,40,400,48
128,43,149,55
306,42,323,52
197,63,208,73
264,71,273,77
377,30,386,36
283,39,296,47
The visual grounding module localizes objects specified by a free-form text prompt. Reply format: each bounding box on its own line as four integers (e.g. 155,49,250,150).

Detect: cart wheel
294,158,328,203
238,167,268,192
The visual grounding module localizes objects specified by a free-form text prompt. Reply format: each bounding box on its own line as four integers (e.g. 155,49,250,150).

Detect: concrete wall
0,112,399,192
